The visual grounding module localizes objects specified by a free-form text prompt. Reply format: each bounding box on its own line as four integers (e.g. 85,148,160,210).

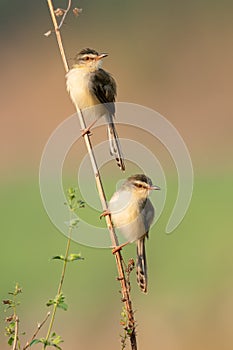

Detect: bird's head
124,174,160,199
73,48,108,70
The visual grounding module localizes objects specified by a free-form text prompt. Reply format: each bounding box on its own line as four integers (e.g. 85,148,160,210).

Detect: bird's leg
81,118,98,136
112,241,130,254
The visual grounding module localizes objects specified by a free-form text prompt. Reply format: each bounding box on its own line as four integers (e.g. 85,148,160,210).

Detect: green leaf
48,332,64,350
51,255,66,261
67,253,84,262
8,336,14,346
51,333,63,345
57,301,68,311
30,338,43,346
56,294,68,311
46,299,55,307
67,187,76,198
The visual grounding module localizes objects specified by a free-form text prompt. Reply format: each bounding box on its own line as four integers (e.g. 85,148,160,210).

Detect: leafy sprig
2,187,85,349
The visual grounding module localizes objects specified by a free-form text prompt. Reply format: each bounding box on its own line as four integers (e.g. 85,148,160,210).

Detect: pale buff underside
109,190,154,242
66,67,107,119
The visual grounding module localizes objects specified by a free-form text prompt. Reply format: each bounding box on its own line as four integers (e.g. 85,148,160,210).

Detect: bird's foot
99,210,111,219
81,119,98,137
112,241,129,254
81,127,92,137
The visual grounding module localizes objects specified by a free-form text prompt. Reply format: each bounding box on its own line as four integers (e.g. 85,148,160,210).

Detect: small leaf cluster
30,332,63,350
3,283,22,308
46,293,68,311
66,187,85,212
120,307,133,334
65,187,85,229
3,283,22,347
120,307,134,349
2,188,85,349
4,316,18,347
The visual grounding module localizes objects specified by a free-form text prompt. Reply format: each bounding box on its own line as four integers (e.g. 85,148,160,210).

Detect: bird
66,47,125,171
108,174,160,293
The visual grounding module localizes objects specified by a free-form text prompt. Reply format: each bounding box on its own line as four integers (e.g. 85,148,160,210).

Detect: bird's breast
66,68,99,110
109,191,147,242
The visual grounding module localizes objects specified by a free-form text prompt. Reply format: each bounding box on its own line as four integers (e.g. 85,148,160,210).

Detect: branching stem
57,0,72,29
46,0,69,72
23,312,50,350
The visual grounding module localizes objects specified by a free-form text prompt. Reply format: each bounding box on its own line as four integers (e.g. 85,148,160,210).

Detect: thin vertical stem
12,316,19,350
43,231,71,349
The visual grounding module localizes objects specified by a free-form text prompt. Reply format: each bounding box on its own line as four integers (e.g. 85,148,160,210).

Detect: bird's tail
107,121,125,171
136,236,148,293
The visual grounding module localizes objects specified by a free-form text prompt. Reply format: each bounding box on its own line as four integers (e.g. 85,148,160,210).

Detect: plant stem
46,1,138,348
57,0,72,29
23,312,50,350
46,0,69,72
12,316,19,350
12,289,20,350
43,230,72,349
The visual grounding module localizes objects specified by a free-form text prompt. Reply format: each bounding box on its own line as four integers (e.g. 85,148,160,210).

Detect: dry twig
23,312,51,350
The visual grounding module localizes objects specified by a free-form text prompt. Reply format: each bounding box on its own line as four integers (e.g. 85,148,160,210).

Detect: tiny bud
5,315,14,322
44,30,52,37
54,8,65,17
73,8,82,16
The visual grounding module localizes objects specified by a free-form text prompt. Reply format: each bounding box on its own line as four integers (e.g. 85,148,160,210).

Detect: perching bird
108,174,160,293
66,47,125,171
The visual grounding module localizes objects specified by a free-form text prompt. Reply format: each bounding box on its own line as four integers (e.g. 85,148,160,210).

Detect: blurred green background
1,1,233,349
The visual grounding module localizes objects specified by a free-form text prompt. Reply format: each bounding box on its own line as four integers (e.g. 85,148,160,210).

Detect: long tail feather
107,122,125,171
136,237,148,293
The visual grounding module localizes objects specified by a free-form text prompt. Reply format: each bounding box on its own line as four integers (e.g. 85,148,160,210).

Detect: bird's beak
149,185,161,191
96,53,108,60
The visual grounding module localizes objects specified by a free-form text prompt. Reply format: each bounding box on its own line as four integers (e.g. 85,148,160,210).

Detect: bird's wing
90,68,117,115
142,199,155,235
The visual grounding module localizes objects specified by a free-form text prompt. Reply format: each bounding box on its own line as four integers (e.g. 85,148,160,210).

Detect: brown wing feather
90,68,117,115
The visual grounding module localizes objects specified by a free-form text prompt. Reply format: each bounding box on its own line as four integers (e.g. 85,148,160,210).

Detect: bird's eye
83,56,90,61
135,183,143,188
